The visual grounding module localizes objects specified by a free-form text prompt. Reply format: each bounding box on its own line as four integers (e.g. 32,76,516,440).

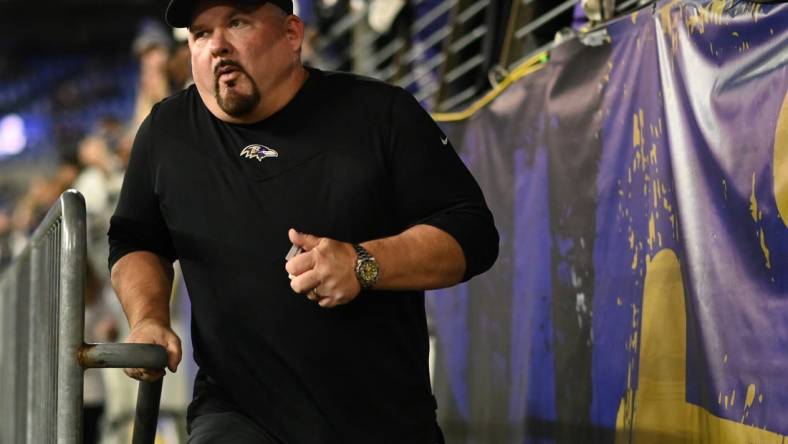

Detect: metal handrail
513,0,581,40
0,189,166,444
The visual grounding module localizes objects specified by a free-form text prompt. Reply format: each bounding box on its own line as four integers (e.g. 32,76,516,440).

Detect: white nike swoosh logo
441,136,449,146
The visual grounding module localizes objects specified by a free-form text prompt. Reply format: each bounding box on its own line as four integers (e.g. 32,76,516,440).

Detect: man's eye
193,30,207,39
229,19,242,28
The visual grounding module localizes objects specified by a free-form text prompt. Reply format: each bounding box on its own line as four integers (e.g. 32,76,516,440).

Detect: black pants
187,412,446,444
188,412,279,444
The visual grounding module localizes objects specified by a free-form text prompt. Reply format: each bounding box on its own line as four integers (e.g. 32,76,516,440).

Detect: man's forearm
286,224,468,307
110,251,174,328
363,224,466,290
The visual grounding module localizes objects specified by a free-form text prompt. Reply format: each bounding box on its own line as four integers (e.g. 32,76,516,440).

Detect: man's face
188,1,294,117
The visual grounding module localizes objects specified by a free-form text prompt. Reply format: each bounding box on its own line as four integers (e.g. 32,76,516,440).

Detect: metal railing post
0,189,168,443
132,380,165,444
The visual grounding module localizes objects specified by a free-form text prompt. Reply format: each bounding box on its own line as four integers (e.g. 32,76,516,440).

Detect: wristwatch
353,244,379,289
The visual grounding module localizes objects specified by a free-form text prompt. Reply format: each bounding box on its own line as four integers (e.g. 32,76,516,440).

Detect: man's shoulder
311,69,422,119
316,69,403,99
150,85,199,121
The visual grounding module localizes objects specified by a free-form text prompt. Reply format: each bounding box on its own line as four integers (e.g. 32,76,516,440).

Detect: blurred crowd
0,18,188,269
0,19,195,444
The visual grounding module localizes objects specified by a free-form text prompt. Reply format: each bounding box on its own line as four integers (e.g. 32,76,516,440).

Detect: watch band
353,244,374,262
353,244,379,289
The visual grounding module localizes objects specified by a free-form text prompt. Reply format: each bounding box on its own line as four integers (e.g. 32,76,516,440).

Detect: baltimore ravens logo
240,144,279,162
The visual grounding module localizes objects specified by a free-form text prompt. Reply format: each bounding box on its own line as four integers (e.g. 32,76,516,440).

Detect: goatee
214,61,261,116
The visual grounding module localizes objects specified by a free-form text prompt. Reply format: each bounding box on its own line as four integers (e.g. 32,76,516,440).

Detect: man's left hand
285,228,361,308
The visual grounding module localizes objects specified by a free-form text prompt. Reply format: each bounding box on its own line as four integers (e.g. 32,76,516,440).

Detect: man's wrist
130,316,170,330
353,243,380,289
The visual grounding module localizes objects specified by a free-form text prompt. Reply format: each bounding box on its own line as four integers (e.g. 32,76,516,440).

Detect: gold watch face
359,260,379,284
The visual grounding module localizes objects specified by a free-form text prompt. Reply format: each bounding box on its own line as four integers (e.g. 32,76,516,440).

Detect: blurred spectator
131,19,172,131
95,116,126,155
71,130,126,444
73,134,123,279
11,164,78,234
114,128,136,170
168,41,193,91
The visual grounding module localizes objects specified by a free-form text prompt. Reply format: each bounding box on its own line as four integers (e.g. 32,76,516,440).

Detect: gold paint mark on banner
658,0,679,54
653,182,658,208
759,228,772,269
629,331,639,352
648,214,656,250
745,384,756,409
749,171,774,270
663,198,672,212
774,92,788,227
614,249,785,443
749,172,759,222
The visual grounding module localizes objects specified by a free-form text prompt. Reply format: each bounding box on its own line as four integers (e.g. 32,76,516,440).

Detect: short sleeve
107,110,176,271
386,88,499,281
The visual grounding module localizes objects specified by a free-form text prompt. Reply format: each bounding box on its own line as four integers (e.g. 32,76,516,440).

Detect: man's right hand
123,318,182,381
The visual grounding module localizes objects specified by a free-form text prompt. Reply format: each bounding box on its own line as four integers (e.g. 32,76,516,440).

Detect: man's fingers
285,232,360,307
124,367,165,382
291,269,320,294
140,329,181,373
288,228,321,251
319,297,337,308
124,321,182,375
165,336,182,373
285,250,316,276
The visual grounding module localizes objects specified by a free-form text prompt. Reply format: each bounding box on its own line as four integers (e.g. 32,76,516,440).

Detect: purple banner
429,0,788,442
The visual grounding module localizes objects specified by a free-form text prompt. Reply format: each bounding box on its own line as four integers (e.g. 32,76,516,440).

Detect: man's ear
283,15,305,52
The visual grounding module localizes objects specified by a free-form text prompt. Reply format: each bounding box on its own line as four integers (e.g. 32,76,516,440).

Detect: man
108,0,499,442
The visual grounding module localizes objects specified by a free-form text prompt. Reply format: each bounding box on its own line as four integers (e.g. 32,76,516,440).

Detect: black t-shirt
109,68,498,443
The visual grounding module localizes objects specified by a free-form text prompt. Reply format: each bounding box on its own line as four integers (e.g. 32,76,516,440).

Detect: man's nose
209,30,232,57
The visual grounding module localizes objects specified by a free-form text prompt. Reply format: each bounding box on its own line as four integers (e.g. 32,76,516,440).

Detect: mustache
214,60,248,79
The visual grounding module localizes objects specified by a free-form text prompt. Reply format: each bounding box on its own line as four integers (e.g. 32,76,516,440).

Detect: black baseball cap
165,0,294,28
